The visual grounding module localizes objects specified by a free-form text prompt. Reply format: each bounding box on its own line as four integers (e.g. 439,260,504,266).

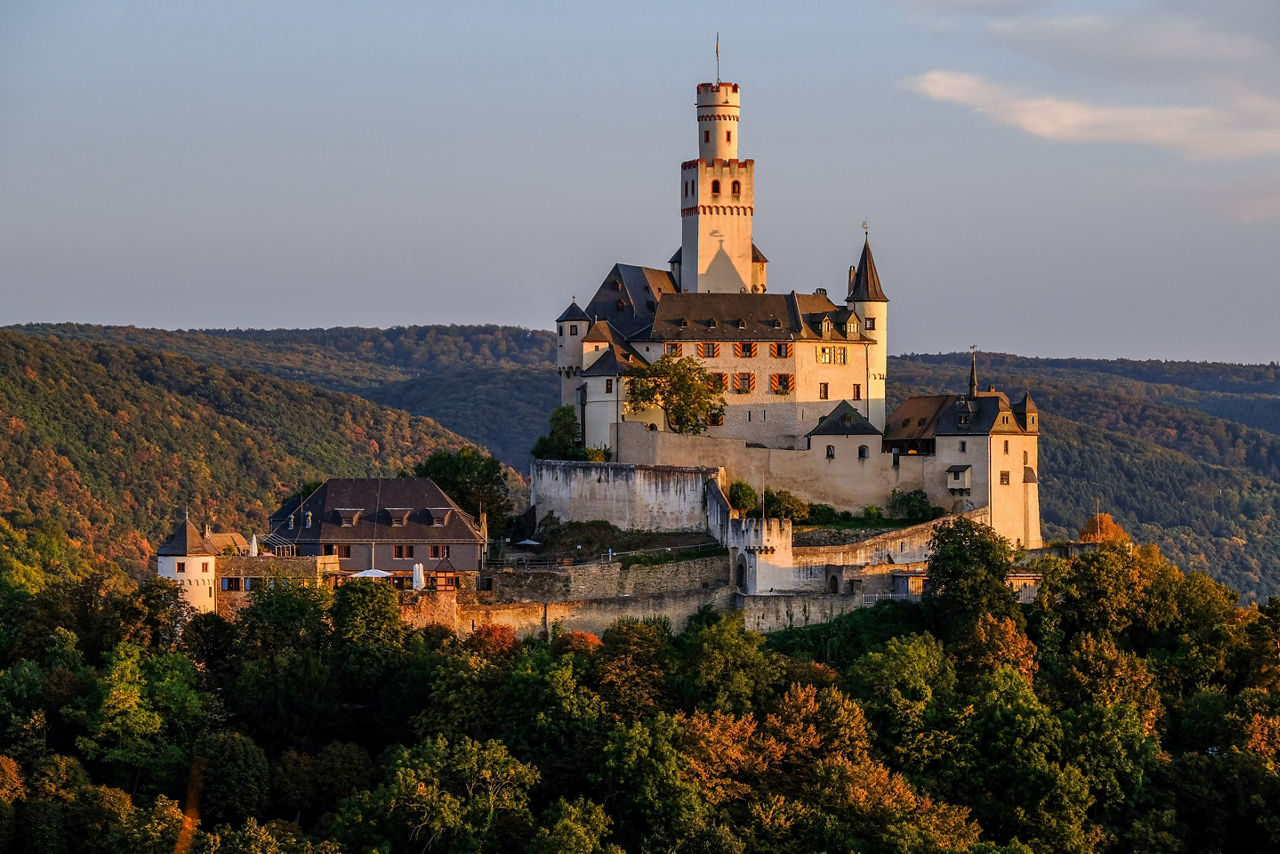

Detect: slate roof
807,400,882,437
556,301,591,323
268,478,483,545
582,264,679,338
647,292,874,343
157,519,217,557
884,390,1032,440
847,236,888,303
580,321,647,377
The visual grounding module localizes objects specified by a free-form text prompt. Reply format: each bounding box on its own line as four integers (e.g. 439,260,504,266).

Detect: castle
539,74,1042,576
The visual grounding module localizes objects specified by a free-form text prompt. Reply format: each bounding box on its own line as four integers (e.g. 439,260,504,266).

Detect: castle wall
740,592,865,633
531,460,716,531
213,554,337,620
490,555,730,602
790,508,990,569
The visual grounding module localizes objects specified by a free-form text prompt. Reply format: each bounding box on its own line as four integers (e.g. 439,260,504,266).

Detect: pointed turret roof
968,352,979,398
556,301,591,323
846,236,888,303
157,519,217,557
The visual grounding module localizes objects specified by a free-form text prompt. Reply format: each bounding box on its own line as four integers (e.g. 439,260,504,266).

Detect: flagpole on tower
716,33,720,84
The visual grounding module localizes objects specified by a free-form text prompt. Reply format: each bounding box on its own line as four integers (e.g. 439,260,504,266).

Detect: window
287,515,295,530
338,545,352,559
708,373,728,392
733,372,755,394
304,511,312,528
731,179,740,194
697,343,719,358
704,130,710,143
393,545,414,560
201,562,209,574
959,440,967,453
770,342,791,358
1004,440,1010,454
851,383,861,400
858,445,869,459
1023,450,1029,464
1000,471,1011,485
323,544,335,556
726,130,732,143
817,347,834,364
818,382,829,400
665,343,682,356
221,578,241,592
734,342,756,358
835,347,847,364
711,180,721,194
603,379,612,395
826,444,836,459
244,578,254,591
176,561,185,574
558,325,563,336
865,317,876,331
430,545,441,559
708,412,724,426
770,374,794,394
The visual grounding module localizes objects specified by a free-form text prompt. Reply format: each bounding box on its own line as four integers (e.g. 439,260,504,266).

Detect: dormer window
708,319,717,328
287,515,295,530
737,319,746,330
679,318,689,328
304,511,312,528
336,508,363,527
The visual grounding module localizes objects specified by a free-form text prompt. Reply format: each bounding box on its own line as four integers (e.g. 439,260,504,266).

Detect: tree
1079,513,1130,544
195,731,270,828
922,516,1022,640
532,406,587,461
414,446,514,533
624,355,725,435
727,481,758,513
530,797,623,854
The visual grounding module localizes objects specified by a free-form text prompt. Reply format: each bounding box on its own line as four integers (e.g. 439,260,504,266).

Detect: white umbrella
349,568,392,578
248,535,258,557
412,563,425,590
515,539,541,547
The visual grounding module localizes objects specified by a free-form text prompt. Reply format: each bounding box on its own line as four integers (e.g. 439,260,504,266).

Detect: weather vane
861,219,869,236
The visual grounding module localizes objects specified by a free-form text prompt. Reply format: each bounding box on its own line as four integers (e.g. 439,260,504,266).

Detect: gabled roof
157,519,217,557
847,236,888,303
267,478,483,545
556,301,591,323
751,243,768,263
580,321,647,377
583,264,679,338
643,291,873,343
807,401,882,437
884,389,1029,439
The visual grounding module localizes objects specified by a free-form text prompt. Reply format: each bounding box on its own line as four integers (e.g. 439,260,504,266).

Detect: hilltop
9,323,1280,599
0,330,482,571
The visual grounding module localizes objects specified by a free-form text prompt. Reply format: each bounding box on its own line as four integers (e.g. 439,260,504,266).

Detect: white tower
680,82,758,293
847,235,889,430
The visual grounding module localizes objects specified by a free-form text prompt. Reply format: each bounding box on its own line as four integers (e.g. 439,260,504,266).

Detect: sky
2,0,1278,362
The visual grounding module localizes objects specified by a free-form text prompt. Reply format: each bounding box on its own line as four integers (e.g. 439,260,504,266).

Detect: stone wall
490,555,730,603
214,554,337,620
531,460,717,532
790,508,990,569
739,592,866,633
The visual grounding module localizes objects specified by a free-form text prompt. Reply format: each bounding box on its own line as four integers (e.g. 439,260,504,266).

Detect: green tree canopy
624,355,725,435
413,446,513,533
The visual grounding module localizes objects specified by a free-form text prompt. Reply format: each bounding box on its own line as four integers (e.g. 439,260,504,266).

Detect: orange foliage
551,630,602,657
464,624,517,659
676,710,767,805
1079,512,1130,544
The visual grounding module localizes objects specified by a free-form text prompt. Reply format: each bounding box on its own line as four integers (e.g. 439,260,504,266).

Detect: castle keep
543,74,1042,569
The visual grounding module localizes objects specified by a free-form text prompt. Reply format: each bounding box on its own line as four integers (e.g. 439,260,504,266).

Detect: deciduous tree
624,354,725,435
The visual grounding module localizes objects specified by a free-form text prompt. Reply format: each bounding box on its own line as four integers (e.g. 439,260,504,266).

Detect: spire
847,234,888,303
968,348,979,398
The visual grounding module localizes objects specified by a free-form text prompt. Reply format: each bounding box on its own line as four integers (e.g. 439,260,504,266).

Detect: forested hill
0,330,477,572
892,353,1280,600
10,323,1280,598
13,323,558,467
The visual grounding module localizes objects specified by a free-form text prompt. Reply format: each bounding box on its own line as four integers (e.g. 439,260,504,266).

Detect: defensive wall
214,554,339,620
488,555,729,602
531,460,719,532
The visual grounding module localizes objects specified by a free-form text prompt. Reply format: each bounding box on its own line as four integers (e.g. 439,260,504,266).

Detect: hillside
0,330,480,571
11,323,1280,599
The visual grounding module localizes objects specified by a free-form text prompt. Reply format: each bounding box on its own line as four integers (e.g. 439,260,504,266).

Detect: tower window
176,562,185,574
865,317,876,331
959,441,967,452
569,324,578,335
851,383,861,400
858,445,870,459
1004,440,1010,454
711,180,721,195
605,378,613,393
558,325,563,336
1000,471,1011,485
726,131,732,143
819,382,829,400
731,180,740,195
704,130,710,143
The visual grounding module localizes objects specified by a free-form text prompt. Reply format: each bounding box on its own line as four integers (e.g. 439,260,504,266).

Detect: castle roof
885,389,1033,440
157,519,217,557
582,264,678,338
581,321,646,376
268,478,483,545
847,236,887,303
556,301,590,323
645,291,874,343
807,400,882,437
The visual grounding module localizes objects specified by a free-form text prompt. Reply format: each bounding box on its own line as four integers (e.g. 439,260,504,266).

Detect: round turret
696,82,740,161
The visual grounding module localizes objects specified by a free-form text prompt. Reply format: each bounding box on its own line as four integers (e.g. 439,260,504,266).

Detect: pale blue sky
3,1,1277,361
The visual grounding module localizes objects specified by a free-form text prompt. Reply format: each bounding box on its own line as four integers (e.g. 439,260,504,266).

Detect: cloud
905,70,1280,159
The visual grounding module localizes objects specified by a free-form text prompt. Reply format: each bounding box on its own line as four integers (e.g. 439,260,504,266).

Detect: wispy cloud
905,70,1280,159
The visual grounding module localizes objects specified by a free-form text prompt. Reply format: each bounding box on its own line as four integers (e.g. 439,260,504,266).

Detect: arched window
731,180,741,195
711,180,721,195
858,445,869,459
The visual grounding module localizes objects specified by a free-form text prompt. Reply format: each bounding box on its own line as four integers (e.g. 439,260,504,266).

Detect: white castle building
543,75,1041,559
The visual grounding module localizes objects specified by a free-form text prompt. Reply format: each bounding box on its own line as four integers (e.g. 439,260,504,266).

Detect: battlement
727,516,792,552
697,82,740,99
680,159,755,172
